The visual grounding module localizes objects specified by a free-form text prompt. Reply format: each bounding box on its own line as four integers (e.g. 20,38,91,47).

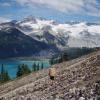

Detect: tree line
49,52,68,65
0,64,10,83
49,47,100,65
0,62,44,83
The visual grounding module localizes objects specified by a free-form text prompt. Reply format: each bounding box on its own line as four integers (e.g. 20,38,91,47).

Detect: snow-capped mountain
0,19,59,58
0,16,100,50
15,16,100,49
0,26,56,58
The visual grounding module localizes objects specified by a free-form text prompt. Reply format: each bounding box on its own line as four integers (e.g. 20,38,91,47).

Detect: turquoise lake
0,60,50,78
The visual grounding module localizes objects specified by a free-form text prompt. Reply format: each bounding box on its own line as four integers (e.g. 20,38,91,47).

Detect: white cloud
0,17,10,23
0,2,11,7
16,0,100,17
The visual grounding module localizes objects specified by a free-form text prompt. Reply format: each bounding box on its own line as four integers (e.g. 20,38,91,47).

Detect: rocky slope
0,51,100,100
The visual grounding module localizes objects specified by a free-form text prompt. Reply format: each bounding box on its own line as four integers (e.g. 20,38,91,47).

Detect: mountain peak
22,16,47,22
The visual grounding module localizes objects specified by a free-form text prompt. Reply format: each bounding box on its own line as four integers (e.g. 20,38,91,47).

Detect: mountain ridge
0,27,54,59
0,16,100,58
1,17,100,49
1,16,99,48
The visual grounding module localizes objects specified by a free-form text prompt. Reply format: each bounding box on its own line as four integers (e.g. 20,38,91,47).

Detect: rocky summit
0,51,100,100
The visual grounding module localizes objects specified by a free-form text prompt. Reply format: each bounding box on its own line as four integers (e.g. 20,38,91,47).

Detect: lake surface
0,60,50,78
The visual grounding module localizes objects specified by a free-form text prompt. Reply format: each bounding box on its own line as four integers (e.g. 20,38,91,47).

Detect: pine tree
0,64,10,83
16,64,31,78
58,54,63,63
3,70,10,82
41,63,44,69
32,63,37,71
62,52,68,61
21,64,31,75
49,58,54,65
0,64,4,81
58,52,68,63
16,65,23,77
23,64,31,74
37,63,40,71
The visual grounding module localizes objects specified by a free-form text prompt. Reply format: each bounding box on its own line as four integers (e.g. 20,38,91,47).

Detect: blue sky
0,0,100,23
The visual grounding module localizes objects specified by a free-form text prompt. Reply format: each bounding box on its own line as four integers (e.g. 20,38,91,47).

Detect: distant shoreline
0,56,50,61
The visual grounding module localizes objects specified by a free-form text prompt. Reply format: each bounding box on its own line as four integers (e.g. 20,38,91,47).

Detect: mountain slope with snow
0,26,56,59
0,16,100,58
17,17,100,48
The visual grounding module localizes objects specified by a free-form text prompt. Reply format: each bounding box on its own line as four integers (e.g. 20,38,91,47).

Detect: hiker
49,67,56,85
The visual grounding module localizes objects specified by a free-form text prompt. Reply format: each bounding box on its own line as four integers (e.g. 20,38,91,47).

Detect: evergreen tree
32,63,37,71
16,64,31,78
16,65,23,77
49,58,54,65
21,64,31,75
58,52,68,63
3,70,10,82
58,54,63,63
41,63,44,69
0,72,1,82
62,52,68,61
0,64,4,81
24,64,31,74
0,64,10,83
37,63,40,71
